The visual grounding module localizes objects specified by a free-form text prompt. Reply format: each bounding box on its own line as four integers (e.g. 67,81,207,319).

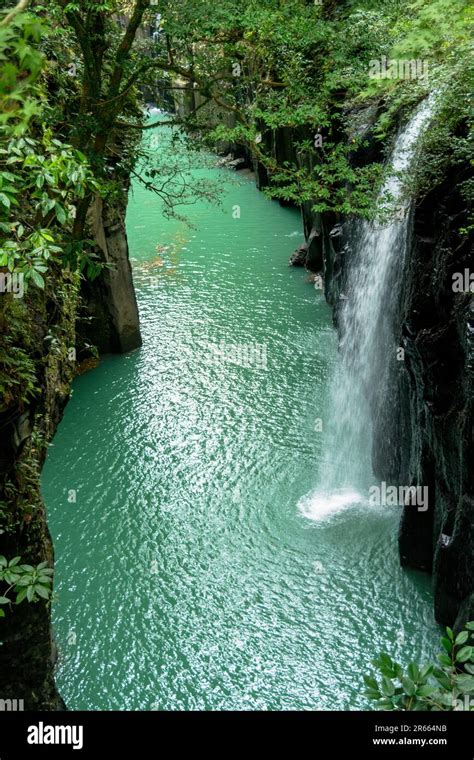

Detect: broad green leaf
363,675,379,690
54,202,66,225
455,674,474,693
376,699,395,710
0,192,10,208
456,646,473,664
15,587,28,604
437,653,452,667
415,685,437,698
402,676,416,696
30,268,45,289
34,584,50,600
441,637,452,653
420,664,433,679
381,677,395,697
363,688,381,699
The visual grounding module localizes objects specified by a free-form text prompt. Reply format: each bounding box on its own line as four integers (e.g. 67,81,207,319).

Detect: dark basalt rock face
289,243,308,267
0,195,141,709
0,275,78,709
393,163,473,627
315,161,473,627
290,117,473,627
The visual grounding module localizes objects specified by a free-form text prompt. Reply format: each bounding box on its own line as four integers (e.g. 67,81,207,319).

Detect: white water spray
300,100,434,522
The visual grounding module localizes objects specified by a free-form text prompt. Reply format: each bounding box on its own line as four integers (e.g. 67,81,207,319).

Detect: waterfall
300,99,434,521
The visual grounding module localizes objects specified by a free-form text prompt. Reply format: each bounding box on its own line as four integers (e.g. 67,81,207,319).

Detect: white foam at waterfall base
298,488,363,521
146,105,164,117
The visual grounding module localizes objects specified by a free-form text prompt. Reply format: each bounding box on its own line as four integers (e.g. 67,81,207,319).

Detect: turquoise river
42,128,439,710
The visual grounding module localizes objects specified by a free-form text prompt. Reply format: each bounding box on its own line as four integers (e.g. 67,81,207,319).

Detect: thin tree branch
107,0,151,100
0,0,30,27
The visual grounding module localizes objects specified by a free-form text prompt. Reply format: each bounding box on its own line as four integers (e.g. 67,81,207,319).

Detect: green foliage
390,0,471,60
0,286,39,411
153,0,470,216
0,554,53,617
365,623,474,710
409,55,473,221
159,0,386,215
363,0,472,161
0,10,101,290
0,132,100,288
266,151,384,217
2,0,469,232
0,9,46,134
0,340,37,410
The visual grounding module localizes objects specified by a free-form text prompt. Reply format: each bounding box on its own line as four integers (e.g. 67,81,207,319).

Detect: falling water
42,113,440,710
300,99,434,521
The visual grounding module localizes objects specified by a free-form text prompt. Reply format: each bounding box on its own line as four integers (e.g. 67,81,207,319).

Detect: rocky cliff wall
0,271,79,709
80,196,142,355
279,116,473,628
394,163,473,629
0,191,141,708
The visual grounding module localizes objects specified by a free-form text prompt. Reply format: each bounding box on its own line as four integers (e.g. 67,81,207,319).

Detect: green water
42,130,438,711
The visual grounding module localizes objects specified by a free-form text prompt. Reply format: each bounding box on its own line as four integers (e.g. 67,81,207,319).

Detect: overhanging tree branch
107,0,151,101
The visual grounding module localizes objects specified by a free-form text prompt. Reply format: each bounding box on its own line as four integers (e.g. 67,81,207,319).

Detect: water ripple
42,156,439,711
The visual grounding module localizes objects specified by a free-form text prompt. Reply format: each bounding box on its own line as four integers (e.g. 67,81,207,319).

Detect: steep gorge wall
394,163,473,629
0,194,141,709
175,82,473,625
0,272,79,709
266,113,473,628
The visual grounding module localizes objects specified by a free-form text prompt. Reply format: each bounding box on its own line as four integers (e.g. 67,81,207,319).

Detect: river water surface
42,129,438,710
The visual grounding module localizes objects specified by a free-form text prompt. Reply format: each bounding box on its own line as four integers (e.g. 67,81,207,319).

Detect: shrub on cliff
365,622,474,710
